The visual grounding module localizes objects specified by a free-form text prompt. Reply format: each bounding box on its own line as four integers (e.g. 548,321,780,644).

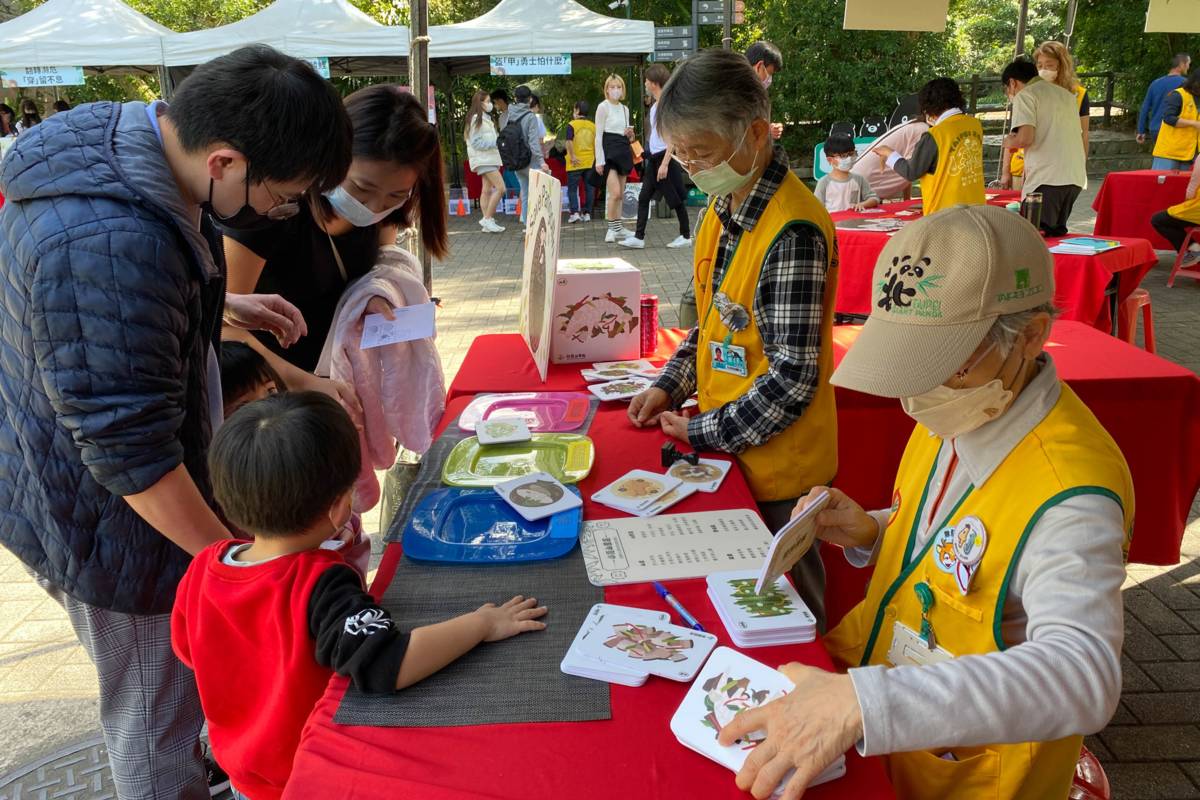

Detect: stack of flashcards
591,469,698,517
706,570,816,648
670,647,846,791
493,472,582,522
580,358,661,383
561,603,717,686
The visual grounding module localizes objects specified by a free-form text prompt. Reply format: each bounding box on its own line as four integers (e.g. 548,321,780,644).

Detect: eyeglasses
263,183,301,221
670,126,751,173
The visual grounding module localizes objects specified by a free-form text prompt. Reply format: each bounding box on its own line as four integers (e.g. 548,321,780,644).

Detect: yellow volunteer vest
825,383,1134,800
1167,191,1200,225
1010,86,1087,177
567,119,596,170
693,171,839,501
1153,88,1199,162
921,114,986,215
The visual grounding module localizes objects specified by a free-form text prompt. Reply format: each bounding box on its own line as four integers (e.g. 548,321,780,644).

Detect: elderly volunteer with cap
628,48,839,626
718,204,1132,800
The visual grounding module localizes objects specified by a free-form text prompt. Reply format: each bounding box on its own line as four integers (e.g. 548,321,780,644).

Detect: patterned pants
59,593,208,800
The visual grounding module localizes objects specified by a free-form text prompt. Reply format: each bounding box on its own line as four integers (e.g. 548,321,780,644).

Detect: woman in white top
595,74,637,242
464,89,506,233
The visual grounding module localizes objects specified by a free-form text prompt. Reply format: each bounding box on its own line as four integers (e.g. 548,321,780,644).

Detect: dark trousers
758,497,827,634
1151,210,1194,252
635,150,690,240
1033,183,1082,237
567,168,595,215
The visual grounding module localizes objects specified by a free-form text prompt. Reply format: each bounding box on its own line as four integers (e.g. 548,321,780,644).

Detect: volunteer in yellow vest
1152,69,1200,171
717,205,1133,800
1151,156,1200,268
565,100,597,223
875,78,985,216
1004,41,1092,190
628,49,840,626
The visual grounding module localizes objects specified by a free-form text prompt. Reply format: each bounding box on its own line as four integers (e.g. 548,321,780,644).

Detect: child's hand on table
477,596,548,642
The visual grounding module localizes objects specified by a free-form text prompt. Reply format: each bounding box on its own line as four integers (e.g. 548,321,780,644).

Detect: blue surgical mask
323,185,403,227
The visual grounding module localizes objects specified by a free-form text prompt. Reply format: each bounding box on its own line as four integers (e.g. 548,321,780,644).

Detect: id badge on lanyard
709,340,748,377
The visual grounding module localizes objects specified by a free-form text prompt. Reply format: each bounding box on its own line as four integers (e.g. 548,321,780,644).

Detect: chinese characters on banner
489,54,573,76
0,66,85,88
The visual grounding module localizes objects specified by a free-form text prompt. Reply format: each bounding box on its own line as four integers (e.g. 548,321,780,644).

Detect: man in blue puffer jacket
0,46,351,798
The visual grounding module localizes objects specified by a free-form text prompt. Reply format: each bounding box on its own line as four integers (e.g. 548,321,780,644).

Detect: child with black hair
814,133,878,213
172,391,548,800
220,341,285,417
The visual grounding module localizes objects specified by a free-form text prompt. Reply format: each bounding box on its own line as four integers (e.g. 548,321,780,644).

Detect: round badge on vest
932,527,957,573
952,515,988,567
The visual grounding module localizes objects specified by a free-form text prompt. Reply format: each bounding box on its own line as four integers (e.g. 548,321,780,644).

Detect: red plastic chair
1167,226,1200,287
1070,746,1111,800
1117,288,1156,353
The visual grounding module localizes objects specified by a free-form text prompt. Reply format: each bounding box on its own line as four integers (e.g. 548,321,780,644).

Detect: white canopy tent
161,0,409,76
429,0,654,75
0,0,172,73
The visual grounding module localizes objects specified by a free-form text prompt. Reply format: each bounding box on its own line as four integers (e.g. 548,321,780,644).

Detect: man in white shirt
717,205,1130,800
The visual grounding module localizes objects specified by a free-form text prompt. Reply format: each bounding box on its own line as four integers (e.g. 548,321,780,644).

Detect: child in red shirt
172,392,548,800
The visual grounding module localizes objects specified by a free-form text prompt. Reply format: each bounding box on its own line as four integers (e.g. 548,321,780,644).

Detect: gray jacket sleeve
888,132,938,181
523,115,546,170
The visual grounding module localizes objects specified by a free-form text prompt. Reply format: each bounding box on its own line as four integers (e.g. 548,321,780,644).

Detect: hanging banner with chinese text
490,54,572,76
0,66,85,88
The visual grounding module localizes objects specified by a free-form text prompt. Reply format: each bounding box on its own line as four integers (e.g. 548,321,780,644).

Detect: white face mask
1038,68,1058,82
899,344,1021,439
608,88,622,101
483,100,493,113
688,127,760,198
323,185,405,228
762,74,773,89
833,155,855,170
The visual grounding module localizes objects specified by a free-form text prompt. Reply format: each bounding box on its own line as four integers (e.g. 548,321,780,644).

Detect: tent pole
409,0,432,293
722,0,732,49
1014,0,1029,59
1063,0,1078,48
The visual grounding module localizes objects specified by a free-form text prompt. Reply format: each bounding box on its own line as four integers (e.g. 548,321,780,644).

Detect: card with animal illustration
587,376,653,402
576,617,717,681
624,482,700,518
560,604,671,686
667,458,732,493
493,472,582,522
591,469,683,513
476,416,532,445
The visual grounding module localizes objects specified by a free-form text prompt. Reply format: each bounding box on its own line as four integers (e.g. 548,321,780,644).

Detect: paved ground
3,184,1200,798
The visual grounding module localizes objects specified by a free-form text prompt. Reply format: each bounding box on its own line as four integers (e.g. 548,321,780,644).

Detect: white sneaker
567,213,581,224
483,218,505,233
618,236,645,249
667,235,693,249
1182,248,1200,268
582,214,591,222
604,227,624,243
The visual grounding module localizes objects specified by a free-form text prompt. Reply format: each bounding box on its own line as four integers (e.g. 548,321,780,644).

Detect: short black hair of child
166,44,351,192
917,78,967,118
1000,58,1038,87
574,99,591,117
825,133,855,157
209,391,361,537
745,41,783,73
220,341,287,404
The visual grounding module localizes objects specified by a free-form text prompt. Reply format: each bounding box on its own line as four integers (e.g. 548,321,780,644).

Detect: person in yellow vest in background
1152,156,1200,268
874,78,985,216
1004,43,1092,190
628,48,840,627
1152,69,1200,171
565,100,597,224
717,205,1133,800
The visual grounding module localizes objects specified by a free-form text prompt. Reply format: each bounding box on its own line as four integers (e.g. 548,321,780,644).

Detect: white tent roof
0,0,172,68
162,0,408,67
430,0,653,62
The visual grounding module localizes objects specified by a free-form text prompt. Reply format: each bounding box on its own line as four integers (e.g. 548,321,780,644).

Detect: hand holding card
755,489,831,594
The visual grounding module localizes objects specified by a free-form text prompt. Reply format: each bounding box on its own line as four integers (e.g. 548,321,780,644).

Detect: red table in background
286,396,894,800
1092,169,1192,250
831,198,1158,332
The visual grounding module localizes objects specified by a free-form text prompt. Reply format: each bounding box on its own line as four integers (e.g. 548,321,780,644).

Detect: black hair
1001,58,1038,87
1173,53,1192,70
209,391,360,537
514,85,532,102
219,341,286,408
335,84,448,259
1184,68,1200,99
824,133,855,156
917,77,966,117
489,88,510,105
166,44,351,191
645,63,671,88
574,99,591,117
52,100,70,113
530,93,541,110
0,103,14,136
745,41,783,73
19,99,40,129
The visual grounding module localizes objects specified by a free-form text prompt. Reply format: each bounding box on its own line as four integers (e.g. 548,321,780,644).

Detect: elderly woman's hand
718,664,864,800
794,486,880,551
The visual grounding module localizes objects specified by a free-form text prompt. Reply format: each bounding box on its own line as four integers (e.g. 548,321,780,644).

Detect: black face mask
203,176,276,232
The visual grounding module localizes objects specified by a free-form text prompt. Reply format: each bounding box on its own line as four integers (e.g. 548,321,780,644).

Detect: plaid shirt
654,156,835,455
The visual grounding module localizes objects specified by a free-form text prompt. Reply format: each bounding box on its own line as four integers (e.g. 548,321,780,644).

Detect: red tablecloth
831,197,1158,332
1092,169,1193,250
286,395,894,800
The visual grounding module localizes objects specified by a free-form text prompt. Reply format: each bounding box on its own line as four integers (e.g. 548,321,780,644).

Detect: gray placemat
335,548,609,727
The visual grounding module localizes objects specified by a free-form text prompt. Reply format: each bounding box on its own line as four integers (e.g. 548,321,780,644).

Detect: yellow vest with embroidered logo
1153,87,1199,162
693,171,838,501
1011,85,1087,177
825,383,1134,800
921,114,986,216
567,119,596,170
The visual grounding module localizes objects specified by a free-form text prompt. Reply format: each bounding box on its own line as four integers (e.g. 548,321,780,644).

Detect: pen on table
653,581,705,632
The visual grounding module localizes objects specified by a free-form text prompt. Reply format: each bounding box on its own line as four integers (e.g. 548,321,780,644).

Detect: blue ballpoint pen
653,581,705,632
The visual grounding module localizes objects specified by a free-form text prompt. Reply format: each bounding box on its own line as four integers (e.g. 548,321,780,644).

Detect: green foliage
948,0,1061,75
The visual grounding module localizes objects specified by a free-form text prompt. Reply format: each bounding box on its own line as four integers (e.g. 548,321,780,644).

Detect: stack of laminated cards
591,469,699,517
561,603,717,686
670,647,846,791
706,570,816,647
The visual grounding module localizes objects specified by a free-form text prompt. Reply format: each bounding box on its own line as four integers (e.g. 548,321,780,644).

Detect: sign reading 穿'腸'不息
0,66,85,88
490,54,571,76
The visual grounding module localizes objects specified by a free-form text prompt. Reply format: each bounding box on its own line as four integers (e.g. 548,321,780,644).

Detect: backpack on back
497,120,532,171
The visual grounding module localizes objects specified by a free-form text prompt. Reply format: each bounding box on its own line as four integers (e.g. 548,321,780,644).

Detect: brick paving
4,186,1200,798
